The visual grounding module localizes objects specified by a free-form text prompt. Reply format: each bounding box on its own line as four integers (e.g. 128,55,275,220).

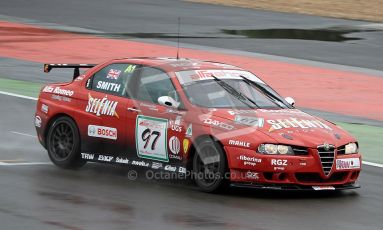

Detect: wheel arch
44,113,80,147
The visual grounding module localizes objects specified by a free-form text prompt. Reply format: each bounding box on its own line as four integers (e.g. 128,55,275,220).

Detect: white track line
9,131,37,138
0,90,37,100
0,162,51,166
1,89,383,169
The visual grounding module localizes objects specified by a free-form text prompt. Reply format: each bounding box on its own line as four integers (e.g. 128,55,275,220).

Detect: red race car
35,57,361,192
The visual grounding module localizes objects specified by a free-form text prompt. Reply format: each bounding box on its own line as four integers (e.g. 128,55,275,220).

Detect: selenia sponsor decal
267,117,332,132
88,125,117,140
85,93,119,118
136,115,169,162
336,158,360,170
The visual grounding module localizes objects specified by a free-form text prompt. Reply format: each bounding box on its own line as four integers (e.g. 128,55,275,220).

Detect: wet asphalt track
1,87,383,230
1,1,383,229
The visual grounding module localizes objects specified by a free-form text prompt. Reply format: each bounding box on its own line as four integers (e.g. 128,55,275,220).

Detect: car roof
111,57,243,72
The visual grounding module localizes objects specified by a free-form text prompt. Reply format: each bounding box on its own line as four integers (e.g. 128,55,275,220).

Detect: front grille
292,146,308,155
295,172,347,183
317,145,335,176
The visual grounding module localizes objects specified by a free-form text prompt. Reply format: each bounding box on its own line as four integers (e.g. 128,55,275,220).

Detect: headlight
345,142,358,154
258,144,293,155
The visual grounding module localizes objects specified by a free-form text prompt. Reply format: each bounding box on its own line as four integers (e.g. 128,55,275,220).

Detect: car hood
206,108,355,148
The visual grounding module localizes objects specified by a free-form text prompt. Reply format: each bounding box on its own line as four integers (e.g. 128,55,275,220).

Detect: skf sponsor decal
35,116,41,127
336,158,360,170
246,171,259,180
229,140,250,148
106,69,121,79
98,155,114,162
43,86,74,96
203,118,234,130
234,115,264,127
183,139,190,155
88,125,117,140
41,104,49,114
85,93,119,118
96,81,121,92
267,117,332,132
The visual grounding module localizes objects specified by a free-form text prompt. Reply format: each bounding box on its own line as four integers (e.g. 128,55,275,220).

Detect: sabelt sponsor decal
88,125,117,140
336,158,360,170
267,117,332,132
85,93,119,118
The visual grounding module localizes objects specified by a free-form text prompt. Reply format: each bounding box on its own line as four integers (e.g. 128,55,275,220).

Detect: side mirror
285,97,295,106
158,96,180,108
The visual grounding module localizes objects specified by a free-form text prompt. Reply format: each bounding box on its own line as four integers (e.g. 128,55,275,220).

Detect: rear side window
90,63,138,97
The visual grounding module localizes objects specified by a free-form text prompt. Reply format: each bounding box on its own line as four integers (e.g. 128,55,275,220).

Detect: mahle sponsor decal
85,93,119,118
229,140,250,148
88,125,117,140
267,117,332,132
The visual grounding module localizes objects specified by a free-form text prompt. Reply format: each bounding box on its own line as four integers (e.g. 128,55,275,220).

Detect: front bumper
230,182,360,191
225,146,362,187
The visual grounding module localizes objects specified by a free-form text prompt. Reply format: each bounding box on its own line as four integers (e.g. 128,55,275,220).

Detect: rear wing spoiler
44,64,96,80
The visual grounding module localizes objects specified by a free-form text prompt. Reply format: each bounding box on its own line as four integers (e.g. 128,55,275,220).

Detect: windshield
176,69,291,109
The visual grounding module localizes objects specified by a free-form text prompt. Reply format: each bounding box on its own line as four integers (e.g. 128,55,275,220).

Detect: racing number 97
141,128,161,150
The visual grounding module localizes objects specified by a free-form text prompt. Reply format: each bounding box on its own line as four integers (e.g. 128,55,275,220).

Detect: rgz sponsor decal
85,93,119,118
271,159,288,166
88,125,117,140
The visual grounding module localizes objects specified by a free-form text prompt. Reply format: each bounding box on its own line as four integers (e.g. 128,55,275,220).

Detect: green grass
0,78,42,97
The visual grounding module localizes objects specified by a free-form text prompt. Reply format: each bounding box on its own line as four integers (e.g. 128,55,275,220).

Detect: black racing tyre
193,137,229,193
46,116,86,169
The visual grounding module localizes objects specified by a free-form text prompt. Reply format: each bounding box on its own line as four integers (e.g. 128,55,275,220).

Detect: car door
76,63,140,157
125,66,187,169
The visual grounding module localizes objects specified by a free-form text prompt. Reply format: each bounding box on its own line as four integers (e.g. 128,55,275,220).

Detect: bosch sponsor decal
85,93,119,118
336,158,360,170
106,69,121,80
96,81,121,93
35,116,42,127
136,115,169,162
238,155,262,167
41,104,49,114
88,125,117,140
203,118,234,130
42,86,74,96
234,115,264,127
267,118,332,132
229,140,250,148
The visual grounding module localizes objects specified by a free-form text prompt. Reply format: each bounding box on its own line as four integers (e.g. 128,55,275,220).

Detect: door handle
127,107,141,113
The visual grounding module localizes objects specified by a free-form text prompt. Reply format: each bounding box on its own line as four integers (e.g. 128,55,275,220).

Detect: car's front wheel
193,137,229,193
46,116,85,169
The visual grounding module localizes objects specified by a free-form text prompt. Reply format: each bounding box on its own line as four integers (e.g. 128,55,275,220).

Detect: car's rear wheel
46,116,85,169
193,137,229,193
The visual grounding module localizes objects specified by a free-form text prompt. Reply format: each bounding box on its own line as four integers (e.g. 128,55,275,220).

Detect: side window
134,67,180,105
90,63,138,97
